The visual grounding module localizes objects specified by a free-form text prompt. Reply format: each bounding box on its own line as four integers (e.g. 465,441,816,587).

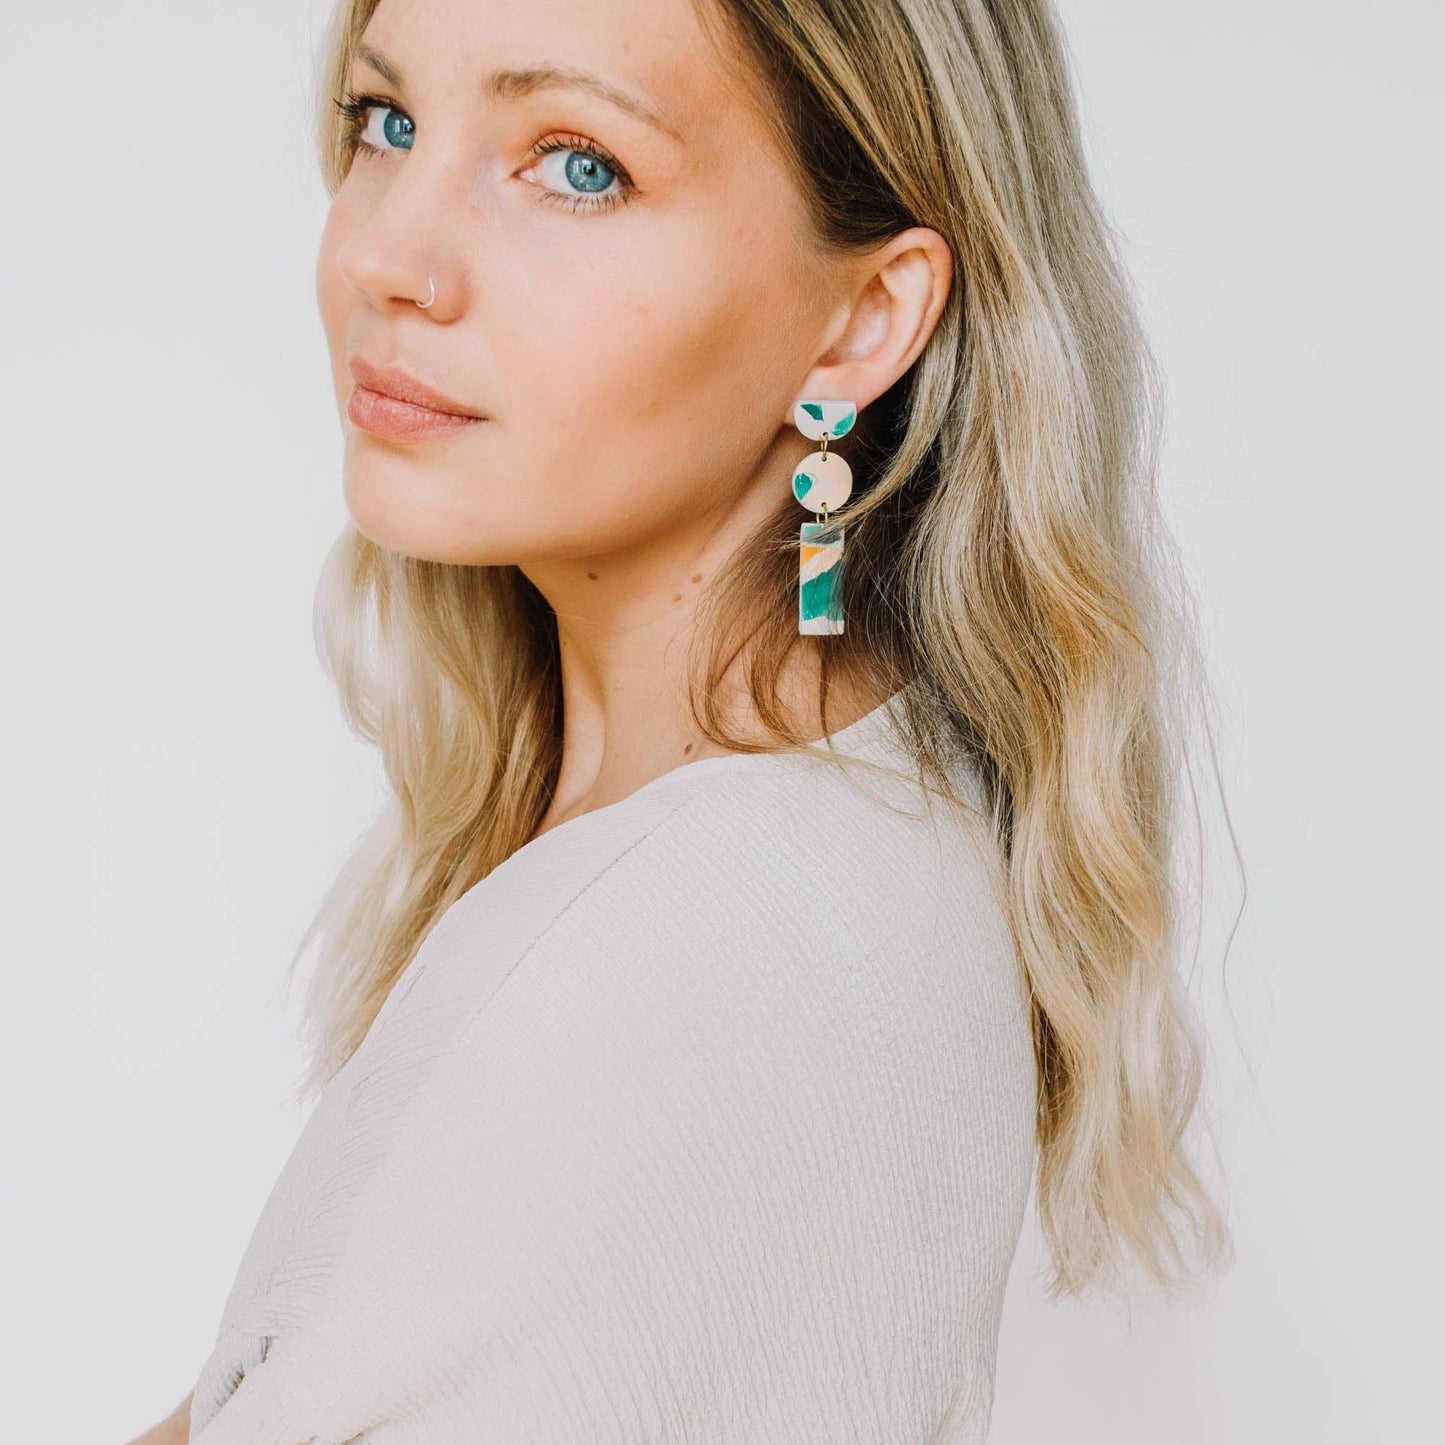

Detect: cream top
188,692,1037,1444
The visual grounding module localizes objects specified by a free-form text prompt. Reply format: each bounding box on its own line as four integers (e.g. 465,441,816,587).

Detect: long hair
288,0,1236,1302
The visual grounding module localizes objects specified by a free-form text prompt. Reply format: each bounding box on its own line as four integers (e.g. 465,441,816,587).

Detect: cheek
493,216,811,539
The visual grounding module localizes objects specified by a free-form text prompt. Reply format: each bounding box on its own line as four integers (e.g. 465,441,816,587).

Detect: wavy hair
287,0,1237,1302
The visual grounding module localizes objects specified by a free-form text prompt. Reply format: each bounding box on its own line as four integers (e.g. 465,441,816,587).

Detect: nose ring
415,275,436,310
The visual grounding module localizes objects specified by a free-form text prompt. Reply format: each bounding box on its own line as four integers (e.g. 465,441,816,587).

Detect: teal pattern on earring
799,521,845,635
793,401,857,441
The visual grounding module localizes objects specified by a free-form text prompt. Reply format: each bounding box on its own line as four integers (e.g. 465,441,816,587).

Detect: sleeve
197,792,1036,1445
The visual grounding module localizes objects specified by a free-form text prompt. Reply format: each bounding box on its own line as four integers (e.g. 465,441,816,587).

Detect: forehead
357,0,769,142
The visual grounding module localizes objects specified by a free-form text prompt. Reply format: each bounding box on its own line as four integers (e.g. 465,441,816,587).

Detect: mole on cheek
691,573,702,583
587,571,599,580
672,593,683,602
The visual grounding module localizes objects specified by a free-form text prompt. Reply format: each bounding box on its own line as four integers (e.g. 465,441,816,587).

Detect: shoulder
375,728,1030,1094
488,741,1031,1052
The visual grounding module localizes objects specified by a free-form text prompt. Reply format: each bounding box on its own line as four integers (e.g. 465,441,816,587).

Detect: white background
1,2,1439,1439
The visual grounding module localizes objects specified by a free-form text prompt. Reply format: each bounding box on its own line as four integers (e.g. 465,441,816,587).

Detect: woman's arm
123,1390,192,1445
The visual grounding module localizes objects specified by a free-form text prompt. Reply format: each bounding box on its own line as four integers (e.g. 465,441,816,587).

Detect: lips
347,356,486,419
348,385,484,442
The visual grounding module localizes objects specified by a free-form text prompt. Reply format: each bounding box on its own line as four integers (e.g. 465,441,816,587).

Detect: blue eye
527,136,635,213
335,92,414,154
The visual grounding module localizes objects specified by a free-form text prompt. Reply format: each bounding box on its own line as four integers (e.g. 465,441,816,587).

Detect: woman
132,0,1231,1440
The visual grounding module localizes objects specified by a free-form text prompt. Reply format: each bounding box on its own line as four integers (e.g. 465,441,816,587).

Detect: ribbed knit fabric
187,692,1038,1445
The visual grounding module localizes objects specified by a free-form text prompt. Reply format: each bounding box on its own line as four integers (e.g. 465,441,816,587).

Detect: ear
788,227,953,425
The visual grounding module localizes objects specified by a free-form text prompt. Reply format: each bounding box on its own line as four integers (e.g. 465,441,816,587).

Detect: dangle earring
791,400,857,635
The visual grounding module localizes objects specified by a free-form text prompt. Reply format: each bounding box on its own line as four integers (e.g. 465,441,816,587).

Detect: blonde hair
288,0,1236,1303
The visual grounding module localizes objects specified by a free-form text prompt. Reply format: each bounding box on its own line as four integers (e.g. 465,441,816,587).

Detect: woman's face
316,0,850,569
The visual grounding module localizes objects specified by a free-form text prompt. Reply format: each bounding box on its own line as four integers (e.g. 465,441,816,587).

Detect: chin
341,474,532,568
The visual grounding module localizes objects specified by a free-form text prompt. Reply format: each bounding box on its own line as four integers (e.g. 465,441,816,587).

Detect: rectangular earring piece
799,520,845,634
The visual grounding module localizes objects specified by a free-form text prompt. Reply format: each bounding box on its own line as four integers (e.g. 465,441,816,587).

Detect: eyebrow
353,44,678,140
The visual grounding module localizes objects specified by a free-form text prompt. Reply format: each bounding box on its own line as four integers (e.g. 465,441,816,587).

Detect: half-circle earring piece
415,275,436,310
791,400,856,635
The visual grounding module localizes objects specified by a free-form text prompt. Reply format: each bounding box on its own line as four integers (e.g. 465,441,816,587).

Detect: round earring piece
792,449,853,513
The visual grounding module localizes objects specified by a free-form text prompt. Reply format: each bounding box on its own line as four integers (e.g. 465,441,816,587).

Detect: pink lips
346,357,487,443
348,385,485,441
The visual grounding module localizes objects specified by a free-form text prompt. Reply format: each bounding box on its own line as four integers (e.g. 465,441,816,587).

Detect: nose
332,150,469,321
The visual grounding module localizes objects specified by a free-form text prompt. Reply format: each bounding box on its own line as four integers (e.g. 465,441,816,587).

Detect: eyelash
331,90,636,214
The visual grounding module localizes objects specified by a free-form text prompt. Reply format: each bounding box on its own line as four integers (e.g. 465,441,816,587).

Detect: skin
316,0,953,836
124,1391,190,1445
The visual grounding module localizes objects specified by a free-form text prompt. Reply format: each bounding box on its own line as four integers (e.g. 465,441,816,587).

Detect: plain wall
1,1,1438,1438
